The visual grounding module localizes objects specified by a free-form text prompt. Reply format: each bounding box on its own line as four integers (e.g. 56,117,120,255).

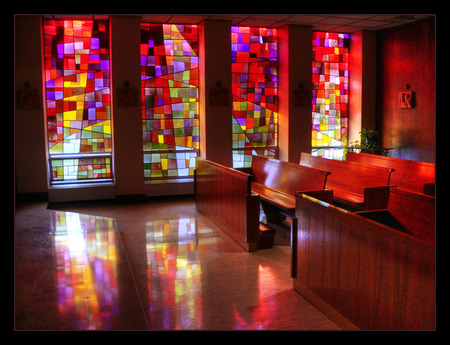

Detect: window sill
47,182,116,203
144,178,194,185
144,178,194,197
49,180,115,189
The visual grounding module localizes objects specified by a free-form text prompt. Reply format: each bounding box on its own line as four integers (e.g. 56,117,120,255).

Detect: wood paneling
376,17,435,163
251,155,330,198
195,157,260,251
346,152,435,196
294,192,435,329
300,152,393,210
246,156,333,221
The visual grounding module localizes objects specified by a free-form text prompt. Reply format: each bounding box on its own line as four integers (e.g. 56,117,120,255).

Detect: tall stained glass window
43,18,113,184
231,26,278,168
140,24,199,179
312,31,349,160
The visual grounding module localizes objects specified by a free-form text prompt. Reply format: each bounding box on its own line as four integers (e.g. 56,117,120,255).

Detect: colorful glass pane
43,18,113,183
311,147,347,161
312,31,349,160
50,155,112,181
143,151,197,178
141,24,199,178
231,26,278,168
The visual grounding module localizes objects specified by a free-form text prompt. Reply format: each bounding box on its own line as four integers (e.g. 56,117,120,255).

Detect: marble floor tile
14,197,341,331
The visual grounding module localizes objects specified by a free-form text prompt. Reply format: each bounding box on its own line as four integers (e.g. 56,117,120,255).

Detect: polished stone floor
14,196,341,331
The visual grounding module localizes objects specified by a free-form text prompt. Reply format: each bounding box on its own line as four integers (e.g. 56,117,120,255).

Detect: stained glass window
312,31,349,161
141,23,199,179
231,26,278,168
43,18,113,184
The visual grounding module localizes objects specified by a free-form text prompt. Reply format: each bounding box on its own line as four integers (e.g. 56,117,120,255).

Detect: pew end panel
290,189,333,278
195,157,263,252
363,185,392,210
423,183,435,197
246,192,261,244
294,193,435,330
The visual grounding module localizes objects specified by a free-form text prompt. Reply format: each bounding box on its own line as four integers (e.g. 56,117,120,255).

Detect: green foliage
349,129,383,155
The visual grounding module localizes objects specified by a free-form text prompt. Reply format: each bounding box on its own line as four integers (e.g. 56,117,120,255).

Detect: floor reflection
15,199,341,330
232,264,279,330
145,217,202,329
142,215,290,330
53,211,119,330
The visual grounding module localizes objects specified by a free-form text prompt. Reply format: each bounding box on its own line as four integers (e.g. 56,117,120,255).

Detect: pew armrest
297,189,334,204
423,183,435,197
364,185,392,210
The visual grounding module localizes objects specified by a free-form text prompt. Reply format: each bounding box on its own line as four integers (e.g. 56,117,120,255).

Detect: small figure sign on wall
399,91,415,108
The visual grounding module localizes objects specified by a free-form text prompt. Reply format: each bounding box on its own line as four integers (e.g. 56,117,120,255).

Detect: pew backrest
300,152,393,196
346,151,435,196
387,188,435,245
251,155,330,196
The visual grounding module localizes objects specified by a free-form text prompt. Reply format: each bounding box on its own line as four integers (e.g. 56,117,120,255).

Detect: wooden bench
241,155,333,276
245,155,333,218
299,152,394,211
195,157,267,252
294,188,435,330
356,187,435,245
346,151,435,196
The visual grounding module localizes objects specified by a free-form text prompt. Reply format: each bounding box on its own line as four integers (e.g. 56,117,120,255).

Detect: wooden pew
247,155,333,218
356,187,435,245
293,188,435,330
244,155,333,276
194,157,263,252
346,151,435,196
299,152,394,211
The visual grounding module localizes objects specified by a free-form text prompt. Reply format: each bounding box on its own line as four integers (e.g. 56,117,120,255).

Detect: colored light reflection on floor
16,200,342,330
53,211,118,330
231,264,278,330
145,217,202,329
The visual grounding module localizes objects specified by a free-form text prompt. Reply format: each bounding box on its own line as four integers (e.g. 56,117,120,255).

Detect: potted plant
349,129,384,155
